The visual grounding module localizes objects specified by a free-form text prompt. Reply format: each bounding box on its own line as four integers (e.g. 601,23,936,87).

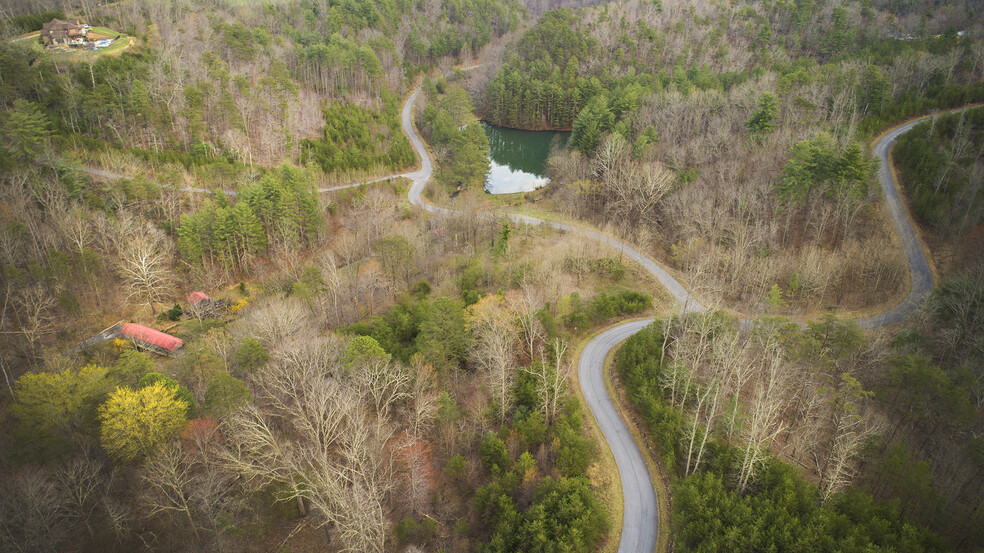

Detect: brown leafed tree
395,432,435,516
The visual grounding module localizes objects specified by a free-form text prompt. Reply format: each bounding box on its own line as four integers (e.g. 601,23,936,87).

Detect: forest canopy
1,0,983,551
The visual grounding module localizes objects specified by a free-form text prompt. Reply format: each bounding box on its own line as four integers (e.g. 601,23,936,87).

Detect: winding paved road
577,319,661,552
83,78,944,553
397,80,945,552
856,119,936,329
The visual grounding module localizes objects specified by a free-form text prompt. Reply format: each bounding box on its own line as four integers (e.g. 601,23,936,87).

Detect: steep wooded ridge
72,69,952,553
2,0,984,551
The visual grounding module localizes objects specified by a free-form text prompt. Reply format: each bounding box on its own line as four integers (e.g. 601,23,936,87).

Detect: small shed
120,323,183,355
187,291,222,319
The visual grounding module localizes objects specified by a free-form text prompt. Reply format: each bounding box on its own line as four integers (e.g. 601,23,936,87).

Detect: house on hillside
40,19,88,47
120,323,184,356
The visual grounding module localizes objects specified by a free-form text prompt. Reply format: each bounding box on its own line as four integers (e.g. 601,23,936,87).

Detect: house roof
42,19,82,32
121,323,183,352
188,291,210,305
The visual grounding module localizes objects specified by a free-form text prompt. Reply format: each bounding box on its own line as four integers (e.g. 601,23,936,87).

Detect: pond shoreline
482,121,570,194
475,113,573,132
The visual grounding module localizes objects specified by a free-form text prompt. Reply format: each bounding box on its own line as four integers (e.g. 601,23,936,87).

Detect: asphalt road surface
82,77,945,553
856,118,937,329
398,82,945,553
578,319,659,552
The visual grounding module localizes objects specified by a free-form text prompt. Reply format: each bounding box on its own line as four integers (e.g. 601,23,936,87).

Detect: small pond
482,121,570,194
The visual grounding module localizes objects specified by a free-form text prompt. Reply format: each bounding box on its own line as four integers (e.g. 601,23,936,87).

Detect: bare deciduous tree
315,249,342,326
141,440,239,546
509,285,545,363
12,284,56,357
523,338,571,426
0,467,72,553
737,346,792,491
202,328,233,372
818,403,880,503
116,220,175,315
220,337,394,552
685,331,748,475
101,495,131,546
54,456,105,537
358,355,411,436
230,297,312,348
593,134,675,229
141,446,204,541
468,295,517,422
409,356,440,436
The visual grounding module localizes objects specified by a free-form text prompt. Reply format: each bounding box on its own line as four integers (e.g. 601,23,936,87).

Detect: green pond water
482,121,570,194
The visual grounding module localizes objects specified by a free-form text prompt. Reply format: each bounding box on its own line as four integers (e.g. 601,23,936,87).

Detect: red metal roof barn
120,323,183,353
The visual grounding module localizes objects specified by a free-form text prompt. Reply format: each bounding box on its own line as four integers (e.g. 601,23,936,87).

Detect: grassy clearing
18,37,43,55
504,205,582,226
84,36,135,57
87,26,121,37
30,30,135,62
485,190,526,207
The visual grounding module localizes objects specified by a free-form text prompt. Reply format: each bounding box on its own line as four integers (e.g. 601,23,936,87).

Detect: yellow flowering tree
99,381,188,462
9,365,111,461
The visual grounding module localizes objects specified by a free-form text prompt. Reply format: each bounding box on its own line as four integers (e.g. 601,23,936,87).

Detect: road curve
85,93,938,329
856,118,936,328
578,319,658,552
402,78,940,327
398,80,948,552
400,84,707,316
82,78,946,553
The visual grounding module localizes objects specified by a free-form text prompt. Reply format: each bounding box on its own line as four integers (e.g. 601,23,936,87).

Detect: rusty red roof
188,291,209,305
121,323,183,352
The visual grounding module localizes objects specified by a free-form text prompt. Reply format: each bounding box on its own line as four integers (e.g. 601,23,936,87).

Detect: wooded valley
0,0,982,552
